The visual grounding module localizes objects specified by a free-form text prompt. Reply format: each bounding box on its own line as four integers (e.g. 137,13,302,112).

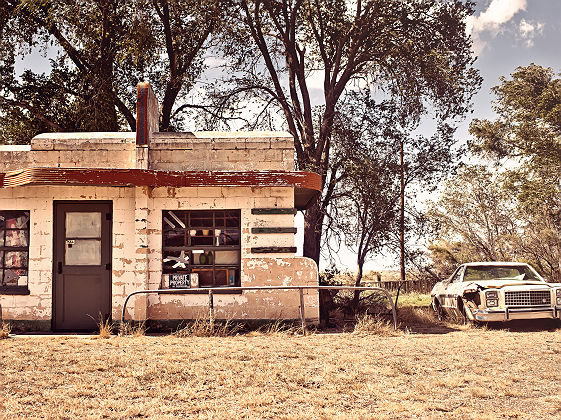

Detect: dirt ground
1,316,560,419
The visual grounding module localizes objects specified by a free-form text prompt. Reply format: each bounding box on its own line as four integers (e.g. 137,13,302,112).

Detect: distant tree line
425,64,561,282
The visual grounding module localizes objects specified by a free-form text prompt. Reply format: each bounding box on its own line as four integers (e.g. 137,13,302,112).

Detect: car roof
462,262,530,267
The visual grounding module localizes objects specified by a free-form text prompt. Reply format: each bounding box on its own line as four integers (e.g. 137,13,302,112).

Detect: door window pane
65,239,101,265
66,212,101,238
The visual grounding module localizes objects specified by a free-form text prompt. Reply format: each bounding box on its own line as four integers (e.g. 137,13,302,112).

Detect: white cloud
518,18,544,47
467,0,528,54
471,0,527,35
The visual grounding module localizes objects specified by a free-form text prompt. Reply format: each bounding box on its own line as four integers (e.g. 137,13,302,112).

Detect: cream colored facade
0,85,320,330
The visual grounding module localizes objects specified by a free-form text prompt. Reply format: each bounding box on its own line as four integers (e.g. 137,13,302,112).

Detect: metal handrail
120,285,398,334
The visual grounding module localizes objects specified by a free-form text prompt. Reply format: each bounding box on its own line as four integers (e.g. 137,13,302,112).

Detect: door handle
58,261,62,274
105,263,111,271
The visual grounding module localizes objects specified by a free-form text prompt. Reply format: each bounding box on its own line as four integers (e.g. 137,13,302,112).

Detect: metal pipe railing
120,285,398,334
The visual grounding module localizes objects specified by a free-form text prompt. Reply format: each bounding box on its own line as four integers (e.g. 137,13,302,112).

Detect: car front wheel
433,299,445,321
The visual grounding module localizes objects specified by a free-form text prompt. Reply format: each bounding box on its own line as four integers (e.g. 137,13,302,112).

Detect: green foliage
426,164,560,282
469,64,561,210
0,0,227,143
465,64,561,281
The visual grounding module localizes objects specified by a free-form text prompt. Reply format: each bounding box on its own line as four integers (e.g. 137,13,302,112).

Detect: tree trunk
399,139,406,286
304,198,331,325
90,0,118,132
303,198,323,263
160,83,181,131
352,259,364,314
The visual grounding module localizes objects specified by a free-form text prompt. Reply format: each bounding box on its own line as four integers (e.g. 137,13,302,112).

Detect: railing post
299,287,307,335
208,290,214,333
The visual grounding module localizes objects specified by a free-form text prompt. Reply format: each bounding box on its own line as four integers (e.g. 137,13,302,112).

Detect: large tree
326,98,399,310
469,64,561,280
0,0,226,143
427,165,519,268
212,0,480,267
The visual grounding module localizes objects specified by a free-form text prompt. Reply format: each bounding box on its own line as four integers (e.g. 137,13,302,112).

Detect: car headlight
486,290,499,307
556,289,561,305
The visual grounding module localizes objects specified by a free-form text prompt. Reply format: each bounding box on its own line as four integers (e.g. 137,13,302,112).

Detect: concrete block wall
0,186,137,323
149,131,295,171
0,145,31,171
0,131,294,173
0,184,319,326
0,133,137,172
30,133,137,169
141,185,319,322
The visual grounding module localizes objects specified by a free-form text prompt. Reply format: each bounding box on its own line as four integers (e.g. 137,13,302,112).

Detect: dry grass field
1,309,561,419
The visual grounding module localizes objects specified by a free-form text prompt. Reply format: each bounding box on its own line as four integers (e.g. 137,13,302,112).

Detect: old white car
431,262,561,323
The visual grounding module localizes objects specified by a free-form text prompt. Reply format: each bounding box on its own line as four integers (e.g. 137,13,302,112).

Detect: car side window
449,267,463,283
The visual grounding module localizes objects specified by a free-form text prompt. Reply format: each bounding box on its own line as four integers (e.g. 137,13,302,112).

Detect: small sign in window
168,273,199,289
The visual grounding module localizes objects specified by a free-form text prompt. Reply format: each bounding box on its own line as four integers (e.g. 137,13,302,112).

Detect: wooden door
53,201,112,331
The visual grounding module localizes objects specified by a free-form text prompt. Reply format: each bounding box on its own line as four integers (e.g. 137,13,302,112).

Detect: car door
440,267,464,310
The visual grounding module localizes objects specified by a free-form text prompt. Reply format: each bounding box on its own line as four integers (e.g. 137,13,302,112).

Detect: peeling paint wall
143,186,319,322
0,131,319,327
0,186,137,322
0,184,319,325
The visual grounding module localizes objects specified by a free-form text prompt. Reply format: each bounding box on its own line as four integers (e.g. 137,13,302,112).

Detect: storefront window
0,211,30,291
162,210,240,287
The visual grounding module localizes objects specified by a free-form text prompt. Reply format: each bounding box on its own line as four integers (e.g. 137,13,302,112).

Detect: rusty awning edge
1,167,321,210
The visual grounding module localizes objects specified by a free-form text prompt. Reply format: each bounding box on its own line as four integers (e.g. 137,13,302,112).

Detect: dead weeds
174,317,244,337
0,322,11,339
120,321,147,337
2,325,560,419
352,313,400,336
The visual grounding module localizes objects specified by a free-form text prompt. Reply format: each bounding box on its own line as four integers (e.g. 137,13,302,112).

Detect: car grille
504,290,551,306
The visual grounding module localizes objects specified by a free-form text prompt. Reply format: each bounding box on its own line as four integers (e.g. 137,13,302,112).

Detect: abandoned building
0,83,321,331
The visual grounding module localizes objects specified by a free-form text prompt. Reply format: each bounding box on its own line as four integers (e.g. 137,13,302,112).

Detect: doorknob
58,262,62,274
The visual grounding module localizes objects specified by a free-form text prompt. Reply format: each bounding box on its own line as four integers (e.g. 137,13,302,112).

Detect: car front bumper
475,306,561,322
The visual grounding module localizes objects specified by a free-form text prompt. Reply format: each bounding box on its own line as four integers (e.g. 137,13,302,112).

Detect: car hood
460,279,554,292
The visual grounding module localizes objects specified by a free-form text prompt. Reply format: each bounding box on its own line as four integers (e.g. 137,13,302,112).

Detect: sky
12,0,561,271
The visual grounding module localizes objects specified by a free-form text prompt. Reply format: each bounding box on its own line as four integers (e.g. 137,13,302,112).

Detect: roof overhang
0,167,321,210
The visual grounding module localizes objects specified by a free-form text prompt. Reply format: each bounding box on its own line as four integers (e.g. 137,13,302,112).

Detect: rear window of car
463,265,541,282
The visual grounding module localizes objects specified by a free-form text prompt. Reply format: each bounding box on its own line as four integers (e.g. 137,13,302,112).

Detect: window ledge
0,286,30,295
158,288,243,295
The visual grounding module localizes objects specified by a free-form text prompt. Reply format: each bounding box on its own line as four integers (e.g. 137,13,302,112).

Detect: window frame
0,210,30,295
161,209,241,290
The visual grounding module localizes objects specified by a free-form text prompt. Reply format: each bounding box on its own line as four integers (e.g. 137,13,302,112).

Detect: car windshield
463,265,543,282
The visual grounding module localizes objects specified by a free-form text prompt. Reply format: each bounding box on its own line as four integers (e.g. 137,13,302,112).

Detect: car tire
460,303,473,325
434,299,445,322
